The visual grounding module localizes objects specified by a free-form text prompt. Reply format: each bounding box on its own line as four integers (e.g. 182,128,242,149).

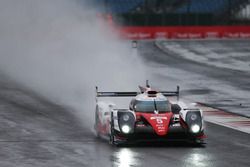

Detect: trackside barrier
118,26,250,40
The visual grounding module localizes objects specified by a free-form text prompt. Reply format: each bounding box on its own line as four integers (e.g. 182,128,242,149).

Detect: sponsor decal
126,33,138,38
139,33,151,39
155,32,168,38
150,116,168,124
141,113,172,135
240,33,250,38
206,32,220,38
224,32,240,38
118,26,250,40
150,116,168,120
189,33,202,38
174,33,188,38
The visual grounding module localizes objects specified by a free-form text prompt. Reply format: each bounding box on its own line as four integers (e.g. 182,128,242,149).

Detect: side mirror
171,104,181,114
108,103,115,109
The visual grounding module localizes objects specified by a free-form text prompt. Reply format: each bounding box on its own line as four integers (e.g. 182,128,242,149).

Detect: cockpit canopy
131,99,170,113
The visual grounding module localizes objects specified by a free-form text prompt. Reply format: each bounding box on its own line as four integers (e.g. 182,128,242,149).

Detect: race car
94,81,205,145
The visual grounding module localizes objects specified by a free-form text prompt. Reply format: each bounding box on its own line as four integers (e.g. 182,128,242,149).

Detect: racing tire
109,112,115,145
109,129,115,145
95,106,101,138
95,125,101,138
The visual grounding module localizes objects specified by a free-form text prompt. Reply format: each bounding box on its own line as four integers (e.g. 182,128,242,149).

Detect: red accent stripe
197,134,207,139
227,121,250,126
204,111,235,117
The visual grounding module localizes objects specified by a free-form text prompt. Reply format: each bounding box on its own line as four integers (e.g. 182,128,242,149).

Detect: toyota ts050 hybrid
94,81,205,146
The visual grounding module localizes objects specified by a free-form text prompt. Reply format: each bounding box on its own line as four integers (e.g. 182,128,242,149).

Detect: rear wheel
95,106,101,138
109,112,127,146
109,132,114,145
95,126,101,138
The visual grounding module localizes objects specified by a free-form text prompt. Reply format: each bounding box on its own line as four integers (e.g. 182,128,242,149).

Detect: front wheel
109,112,115,145
95,106,101,138
94,125,101,138
109,132,115,145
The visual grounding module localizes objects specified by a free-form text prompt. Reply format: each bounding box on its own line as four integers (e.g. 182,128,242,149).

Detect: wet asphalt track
0,40,250,167
142,40,250,117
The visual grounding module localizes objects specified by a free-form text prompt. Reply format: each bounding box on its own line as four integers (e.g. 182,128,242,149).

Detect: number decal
156,118,163,124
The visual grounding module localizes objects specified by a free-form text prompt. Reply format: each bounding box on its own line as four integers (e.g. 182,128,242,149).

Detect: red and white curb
197,104,250,134
169,98,250,134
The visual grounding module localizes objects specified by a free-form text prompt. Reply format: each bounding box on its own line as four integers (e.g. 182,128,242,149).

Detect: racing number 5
156,118,163,124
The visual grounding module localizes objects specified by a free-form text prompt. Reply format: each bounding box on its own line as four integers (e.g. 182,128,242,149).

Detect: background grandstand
94,0,250,26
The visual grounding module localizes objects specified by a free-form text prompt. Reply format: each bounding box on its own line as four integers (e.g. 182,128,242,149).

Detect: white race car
94,81,205,146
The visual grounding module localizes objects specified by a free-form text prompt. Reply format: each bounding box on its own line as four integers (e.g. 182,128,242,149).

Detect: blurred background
92,0,250,26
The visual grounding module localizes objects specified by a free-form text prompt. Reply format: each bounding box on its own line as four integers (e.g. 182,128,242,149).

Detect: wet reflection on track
183,150,214,167
112,148,140,167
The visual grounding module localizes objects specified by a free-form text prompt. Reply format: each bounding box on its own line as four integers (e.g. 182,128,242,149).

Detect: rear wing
161,86,180,98
95,85,180,99
96,88,138,97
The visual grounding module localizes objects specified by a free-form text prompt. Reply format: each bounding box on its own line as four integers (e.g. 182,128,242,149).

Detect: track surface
143,40,250,117
0,40,250,167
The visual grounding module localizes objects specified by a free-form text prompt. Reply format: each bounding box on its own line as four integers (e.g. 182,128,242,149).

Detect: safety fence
97,1,250,39
98,0,250,26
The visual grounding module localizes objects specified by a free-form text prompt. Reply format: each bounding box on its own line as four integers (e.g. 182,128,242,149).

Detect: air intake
147,90,158,97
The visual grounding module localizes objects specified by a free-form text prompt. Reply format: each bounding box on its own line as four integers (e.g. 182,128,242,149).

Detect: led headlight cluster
118,111,135,134
186,111,202,134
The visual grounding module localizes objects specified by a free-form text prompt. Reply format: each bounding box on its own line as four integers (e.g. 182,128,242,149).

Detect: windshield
134,100,170,113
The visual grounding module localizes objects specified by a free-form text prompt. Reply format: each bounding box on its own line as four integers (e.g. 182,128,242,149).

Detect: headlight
121,125,131,134
191,124,200,133
122,114,130,121
190,114,198,121
118,111,135,134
